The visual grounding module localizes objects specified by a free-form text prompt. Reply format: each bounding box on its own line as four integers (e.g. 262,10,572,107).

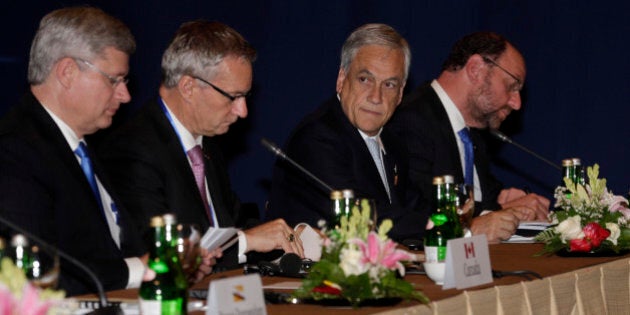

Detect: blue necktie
458,128,474,186
75,142,104,211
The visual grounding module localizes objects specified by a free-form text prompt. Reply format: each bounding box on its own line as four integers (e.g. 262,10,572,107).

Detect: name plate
442,234,493,290
206,274,267,315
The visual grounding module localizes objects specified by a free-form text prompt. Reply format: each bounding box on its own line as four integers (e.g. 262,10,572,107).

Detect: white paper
442,235,492,290
262,281,303,290
298,224,323,261
505,221,551,243
200,227,239,250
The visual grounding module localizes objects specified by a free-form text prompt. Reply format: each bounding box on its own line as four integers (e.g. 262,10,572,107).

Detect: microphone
489,129,561,171
0,214,122,315
261,138,335,193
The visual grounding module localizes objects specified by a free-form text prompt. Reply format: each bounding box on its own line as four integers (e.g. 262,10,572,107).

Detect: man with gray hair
268,23,427,242
99,20,305,270
0,7,148,295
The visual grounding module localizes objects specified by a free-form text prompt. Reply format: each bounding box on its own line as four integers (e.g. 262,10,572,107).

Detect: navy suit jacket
268,96,428,242
386,83,503,214
0,91,144,296
98,99,260,270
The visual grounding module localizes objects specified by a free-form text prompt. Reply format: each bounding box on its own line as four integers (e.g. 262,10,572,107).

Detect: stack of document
201,227,240,250
505,221,551,243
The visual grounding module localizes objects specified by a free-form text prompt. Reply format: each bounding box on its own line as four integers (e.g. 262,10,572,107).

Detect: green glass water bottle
571,157,586,186
331,189,354,228
139,216,184,315
10,234,32,273
443,175,463,238
162,214,188,313
561,159,574,186
424,176,455,262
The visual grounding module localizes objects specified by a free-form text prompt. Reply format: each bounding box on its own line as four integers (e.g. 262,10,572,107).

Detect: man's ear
55,57,79,88
464,54,487,84
335,68,346,94
178,75,196,100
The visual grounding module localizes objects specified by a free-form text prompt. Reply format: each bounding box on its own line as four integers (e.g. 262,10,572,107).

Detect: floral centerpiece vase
535,164,630,256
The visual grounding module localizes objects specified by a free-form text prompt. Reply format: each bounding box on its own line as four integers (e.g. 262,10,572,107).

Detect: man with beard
387,32,549,243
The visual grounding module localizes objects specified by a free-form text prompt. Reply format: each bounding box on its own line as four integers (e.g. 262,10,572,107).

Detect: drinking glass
454,184,475,237
174,224,202,283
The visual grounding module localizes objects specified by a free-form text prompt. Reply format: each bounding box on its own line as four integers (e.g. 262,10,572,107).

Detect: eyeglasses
481,56,522,90
74,58,129,87
193,76,250,102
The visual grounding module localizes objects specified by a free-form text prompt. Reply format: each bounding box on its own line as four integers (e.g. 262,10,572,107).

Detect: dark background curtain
1,1,628,217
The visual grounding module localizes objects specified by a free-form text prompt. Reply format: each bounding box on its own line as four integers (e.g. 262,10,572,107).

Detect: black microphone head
489,129,512,143
260,138,286,159
279,253,302,275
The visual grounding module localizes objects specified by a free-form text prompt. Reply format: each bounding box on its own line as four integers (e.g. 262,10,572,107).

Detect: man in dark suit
268,24,427,242
99,21,304,270
0,7,148,296
387,32,550,243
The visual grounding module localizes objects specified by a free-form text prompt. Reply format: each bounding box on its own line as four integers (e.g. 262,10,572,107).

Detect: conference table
88,243,630,314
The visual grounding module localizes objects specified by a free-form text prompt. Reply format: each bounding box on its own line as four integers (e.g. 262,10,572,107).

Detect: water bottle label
139,298,183,315
425,246,446,262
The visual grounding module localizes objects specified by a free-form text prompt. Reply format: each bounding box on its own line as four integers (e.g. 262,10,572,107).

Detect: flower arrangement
535,164,630,254
0,257,65,315
293,199,428,307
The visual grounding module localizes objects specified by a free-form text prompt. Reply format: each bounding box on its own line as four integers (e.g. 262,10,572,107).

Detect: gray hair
161,20,257,88
340,23,411,81
28,6,135,85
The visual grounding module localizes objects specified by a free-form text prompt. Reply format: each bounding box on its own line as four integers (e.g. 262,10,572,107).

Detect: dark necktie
458,128,474,186
75,142,104,211
188,145,215,226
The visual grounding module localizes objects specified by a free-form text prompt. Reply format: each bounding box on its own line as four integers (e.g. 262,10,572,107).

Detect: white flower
555,215,584,241
339,246,368,276
606,222,620,245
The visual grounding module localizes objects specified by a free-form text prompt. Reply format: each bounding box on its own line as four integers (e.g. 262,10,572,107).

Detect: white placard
206,274,267,315
442,234,493,290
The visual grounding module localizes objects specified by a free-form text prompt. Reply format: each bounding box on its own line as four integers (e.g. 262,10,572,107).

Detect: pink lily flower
351,232,412,275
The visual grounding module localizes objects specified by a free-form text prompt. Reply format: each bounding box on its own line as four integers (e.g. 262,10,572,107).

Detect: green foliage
293,200,428,307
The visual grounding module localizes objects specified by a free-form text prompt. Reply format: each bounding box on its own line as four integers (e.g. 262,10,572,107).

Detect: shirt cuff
124,257,146,289
237,230,247,264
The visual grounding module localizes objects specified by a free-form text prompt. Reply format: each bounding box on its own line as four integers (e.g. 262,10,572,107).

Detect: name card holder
206,274,267,315
442,234,493,290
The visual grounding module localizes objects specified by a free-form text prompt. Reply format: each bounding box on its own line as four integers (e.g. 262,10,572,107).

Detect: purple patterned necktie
187,145,215,226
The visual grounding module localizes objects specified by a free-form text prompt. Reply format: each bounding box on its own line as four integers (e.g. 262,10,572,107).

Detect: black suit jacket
98,98,259,270
268,96,427,242
0,92,145,296
386,83,503,214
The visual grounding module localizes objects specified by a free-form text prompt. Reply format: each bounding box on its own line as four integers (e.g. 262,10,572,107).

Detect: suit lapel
428,88,466,182
150,101,213,228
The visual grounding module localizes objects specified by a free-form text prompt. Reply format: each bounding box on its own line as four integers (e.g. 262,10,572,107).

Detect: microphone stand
489,129,561,171
261,138,335,193
0,214,122,315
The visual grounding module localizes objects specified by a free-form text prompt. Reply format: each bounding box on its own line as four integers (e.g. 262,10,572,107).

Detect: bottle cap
562,159,573,167
149,216,165,227
571,158,582,165
11,234,28,247
341,189,354,198
443,175,455,184
330,190,343,200
432,176,444,185
163,213,177,225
